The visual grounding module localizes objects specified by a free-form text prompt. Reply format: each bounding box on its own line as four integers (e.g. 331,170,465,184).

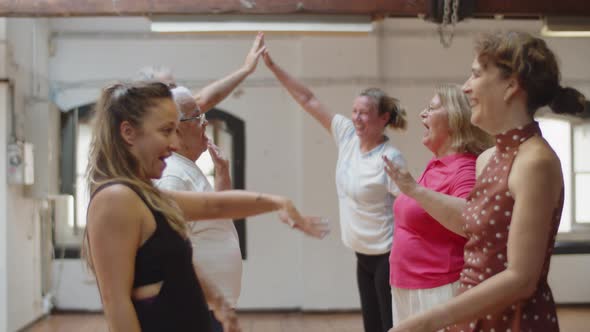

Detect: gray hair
170,86,197,118
135,66,175,84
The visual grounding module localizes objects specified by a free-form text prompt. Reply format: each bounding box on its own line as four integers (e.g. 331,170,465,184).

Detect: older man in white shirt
152,33,267,332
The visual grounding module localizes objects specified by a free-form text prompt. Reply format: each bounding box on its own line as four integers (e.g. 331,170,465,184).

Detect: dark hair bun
550,86,586,115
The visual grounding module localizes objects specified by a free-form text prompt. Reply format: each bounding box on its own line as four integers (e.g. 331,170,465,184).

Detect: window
57,105,247,258
538,117,590,236
203,109,247,258
573,122,590,226
75,120,92,230
55,105,94,257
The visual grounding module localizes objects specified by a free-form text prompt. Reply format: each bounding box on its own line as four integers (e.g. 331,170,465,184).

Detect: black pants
356,251,393,332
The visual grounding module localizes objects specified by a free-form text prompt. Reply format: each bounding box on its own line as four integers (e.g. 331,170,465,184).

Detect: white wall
0,18,9,331
0,18,53,332
41,16,590,313
549,255,590,303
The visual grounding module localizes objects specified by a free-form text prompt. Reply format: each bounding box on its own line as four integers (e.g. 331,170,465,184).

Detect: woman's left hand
383,155,419,197
277,199,331,239
242,32,266,74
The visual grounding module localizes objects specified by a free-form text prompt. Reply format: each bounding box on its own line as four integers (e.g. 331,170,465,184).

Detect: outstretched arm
166,190,284,220
196,32,266,113
262,49,334,132
163,190,330,239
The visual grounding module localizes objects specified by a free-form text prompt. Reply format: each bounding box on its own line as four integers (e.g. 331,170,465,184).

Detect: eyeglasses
180,111,206,125
424,104,443,114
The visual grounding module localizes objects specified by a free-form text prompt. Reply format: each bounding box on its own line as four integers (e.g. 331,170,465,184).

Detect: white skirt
391,281,459,326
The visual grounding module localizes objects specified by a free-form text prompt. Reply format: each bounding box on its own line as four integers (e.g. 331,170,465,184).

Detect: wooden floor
23,306,590,332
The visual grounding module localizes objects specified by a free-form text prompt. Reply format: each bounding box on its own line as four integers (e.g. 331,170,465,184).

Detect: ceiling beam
0,0,589,17
0,0,429,17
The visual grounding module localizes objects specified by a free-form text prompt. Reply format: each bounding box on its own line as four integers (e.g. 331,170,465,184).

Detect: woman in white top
263,50,407,332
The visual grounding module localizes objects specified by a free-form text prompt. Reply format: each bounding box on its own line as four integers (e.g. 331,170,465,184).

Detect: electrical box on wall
7,141,35,185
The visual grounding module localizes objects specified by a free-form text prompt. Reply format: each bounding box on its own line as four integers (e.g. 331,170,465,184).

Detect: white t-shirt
154,153,242,307
332,114,401,255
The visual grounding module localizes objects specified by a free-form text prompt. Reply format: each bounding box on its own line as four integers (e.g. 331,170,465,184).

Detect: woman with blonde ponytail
84,81,329,332
262,49,407,332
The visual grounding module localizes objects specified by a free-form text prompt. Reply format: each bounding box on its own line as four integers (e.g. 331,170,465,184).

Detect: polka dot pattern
447,122,562,332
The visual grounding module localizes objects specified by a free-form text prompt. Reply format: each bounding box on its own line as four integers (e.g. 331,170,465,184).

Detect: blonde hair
436,84,493,155
360,87,407,130
83,81,187,271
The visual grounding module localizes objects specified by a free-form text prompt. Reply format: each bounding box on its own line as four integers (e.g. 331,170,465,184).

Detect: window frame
57,104,249,259
537,115,590,241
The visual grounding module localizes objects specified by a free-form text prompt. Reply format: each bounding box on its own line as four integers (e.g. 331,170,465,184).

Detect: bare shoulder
515,136,561,175
87,184,146,231
510,136,562,194
476,146,496,177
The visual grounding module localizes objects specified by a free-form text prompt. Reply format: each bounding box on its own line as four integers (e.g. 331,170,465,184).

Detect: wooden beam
0,0,429,17
0,0,589,17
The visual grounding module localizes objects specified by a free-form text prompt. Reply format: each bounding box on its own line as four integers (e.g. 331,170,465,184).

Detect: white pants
391,281,459,326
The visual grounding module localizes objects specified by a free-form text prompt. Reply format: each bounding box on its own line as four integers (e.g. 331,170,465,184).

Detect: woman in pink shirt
386,31,586,332
383,84,492,324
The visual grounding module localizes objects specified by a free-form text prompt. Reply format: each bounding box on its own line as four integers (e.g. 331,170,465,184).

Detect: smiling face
177,99,209,161
462,57,513,135
351,95,389,144
124,98,179,179
420,94,452,157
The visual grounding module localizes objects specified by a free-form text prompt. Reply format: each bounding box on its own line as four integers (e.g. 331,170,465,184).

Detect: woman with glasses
388,31,586,332
382,84,492,326
262,49,406,332
84,81,329,332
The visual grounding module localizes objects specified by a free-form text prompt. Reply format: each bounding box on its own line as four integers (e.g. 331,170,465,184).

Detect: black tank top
90,182,211,332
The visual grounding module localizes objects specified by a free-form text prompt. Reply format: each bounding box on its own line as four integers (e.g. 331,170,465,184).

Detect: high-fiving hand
243,32,267,74
261,48,275,68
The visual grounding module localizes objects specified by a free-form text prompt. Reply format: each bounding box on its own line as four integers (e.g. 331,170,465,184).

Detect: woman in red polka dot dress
386,31,587,332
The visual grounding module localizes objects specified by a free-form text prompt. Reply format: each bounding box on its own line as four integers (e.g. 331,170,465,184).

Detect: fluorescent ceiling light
541,16,590,38
151,15,373,33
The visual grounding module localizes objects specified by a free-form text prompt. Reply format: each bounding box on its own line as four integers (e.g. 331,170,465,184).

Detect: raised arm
383,156,468,237
389,142,563,332
163,190,330,239
262,49,334,132
196,32,266,113
86,185,144,332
